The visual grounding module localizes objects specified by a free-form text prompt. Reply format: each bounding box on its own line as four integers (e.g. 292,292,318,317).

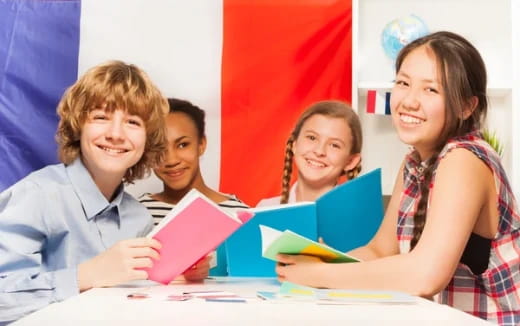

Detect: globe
381,15,429,61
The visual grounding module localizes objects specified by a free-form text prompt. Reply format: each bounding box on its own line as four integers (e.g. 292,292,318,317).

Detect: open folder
226,169,382,277
260,225,359,263
144,189,254,284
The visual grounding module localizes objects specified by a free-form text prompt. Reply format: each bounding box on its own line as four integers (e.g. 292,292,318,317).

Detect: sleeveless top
396,131,520,326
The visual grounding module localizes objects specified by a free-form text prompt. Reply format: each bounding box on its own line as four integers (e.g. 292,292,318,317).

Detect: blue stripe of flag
0,0,81,191
385,92,391,115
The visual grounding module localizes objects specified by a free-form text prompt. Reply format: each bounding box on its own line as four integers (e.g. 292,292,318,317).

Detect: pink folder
144,189,253,284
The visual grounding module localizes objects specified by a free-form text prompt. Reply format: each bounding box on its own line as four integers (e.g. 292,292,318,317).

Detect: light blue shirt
0,158,153,323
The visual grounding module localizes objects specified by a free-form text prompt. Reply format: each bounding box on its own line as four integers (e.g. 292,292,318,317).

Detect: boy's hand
182,255,212,282
77,238,161,291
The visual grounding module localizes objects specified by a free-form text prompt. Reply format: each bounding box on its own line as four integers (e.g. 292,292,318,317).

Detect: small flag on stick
366,90,391,115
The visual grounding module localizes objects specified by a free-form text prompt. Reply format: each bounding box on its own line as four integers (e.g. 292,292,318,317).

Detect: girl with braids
257,100,362,206
276,31,519,326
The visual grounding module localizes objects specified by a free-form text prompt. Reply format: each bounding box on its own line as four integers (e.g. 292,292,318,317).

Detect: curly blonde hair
280,100,363,204
56,60,168,184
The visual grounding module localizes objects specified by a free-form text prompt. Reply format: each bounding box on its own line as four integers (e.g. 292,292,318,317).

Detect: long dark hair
395,31,488,248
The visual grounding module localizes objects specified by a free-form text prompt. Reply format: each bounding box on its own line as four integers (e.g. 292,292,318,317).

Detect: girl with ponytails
275,31,520,325
257,100,362,206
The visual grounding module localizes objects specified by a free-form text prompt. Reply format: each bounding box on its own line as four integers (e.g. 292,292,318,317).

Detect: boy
0,61,167,323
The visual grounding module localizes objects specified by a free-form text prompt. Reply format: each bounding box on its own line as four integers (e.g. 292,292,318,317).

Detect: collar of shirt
404,150,428,183
65,158,124,222
404,130,483,182
288,181,298,203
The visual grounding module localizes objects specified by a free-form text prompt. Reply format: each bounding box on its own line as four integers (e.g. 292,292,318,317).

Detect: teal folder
225,203,317,277
226,168,383,276
317,168,383,252
209,244,228,276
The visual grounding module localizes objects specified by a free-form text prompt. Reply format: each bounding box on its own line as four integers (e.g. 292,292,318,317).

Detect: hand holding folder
226,169,382,276
144,189,254,284
260,225,359,263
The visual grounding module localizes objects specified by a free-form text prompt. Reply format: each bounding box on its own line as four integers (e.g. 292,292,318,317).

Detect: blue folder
317,168,383,252
225,203,317,277
209,244,228,276
226,168,383,276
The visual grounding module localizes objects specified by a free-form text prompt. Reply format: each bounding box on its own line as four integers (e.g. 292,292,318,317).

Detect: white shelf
357,82,512,98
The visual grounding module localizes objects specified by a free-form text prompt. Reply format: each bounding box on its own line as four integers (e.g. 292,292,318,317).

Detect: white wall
79,1,519,198
353,0,516,195
78,0,223,198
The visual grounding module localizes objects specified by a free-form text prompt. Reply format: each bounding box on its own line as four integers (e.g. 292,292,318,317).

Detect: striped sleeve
218,195,249,210
138,193,174,226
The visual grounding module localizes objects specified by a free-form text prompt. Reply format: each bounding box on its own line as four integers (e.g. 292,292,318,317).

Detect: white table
12,278,493,326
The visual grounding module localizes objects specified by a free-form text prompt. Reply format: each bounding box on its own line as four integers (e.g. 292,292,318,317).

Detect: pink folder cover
145,196,253,284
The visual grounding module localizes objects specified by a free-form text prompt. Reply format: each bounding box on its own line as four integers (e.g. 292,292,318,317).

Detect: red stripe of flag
220,0,353,206
366,90,376,114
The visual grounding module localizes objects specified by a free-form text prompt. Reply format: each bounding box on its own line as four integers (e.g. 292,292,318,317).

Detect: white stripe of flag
79,0,223,196
366,90,391,115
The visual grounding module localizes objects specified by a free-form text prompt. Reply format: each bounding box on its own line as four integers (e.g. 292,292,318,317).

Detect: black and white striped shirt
138,193,249,226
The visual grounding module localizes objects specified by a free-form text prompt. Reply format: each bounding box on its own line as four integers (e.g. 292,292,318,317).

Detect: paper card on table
144,188,254,284
260,225,359,263
257,291,278,300
182,291,238,298
279,282,417,304
279,282,317,297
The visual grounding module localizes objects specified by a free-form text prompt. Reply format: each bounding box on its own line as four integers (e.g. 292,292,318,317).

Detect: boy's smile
80,108,146,185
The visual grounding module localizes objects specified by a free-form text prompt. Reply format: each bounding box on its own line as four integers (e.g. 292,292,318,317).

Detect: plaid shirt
397,131,520,326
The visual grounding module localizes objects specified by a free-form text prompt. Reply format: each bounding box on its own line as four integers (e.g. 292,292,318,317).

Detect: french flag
0,0,352,206
366,90,391,115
